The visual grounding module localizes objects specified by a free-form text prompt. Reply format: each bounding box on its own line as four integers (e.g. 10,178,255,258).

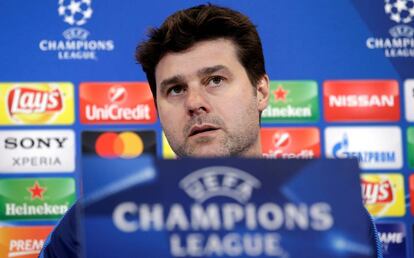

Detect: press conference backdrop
0,0,413,257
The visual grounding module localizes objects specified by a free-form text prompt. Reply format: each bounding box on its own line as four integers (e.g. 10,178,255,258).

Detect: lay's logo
8,87,63,114
0,83,74,125
361,179,393,204
361,174,405,217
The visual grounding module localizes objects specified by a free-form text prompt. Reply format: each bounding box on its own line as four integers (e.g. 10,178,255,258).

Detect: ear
256,74,270,112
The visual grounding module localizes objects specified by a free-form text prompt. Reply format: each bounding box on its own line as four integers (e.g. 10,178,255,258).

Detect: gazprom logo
179,166,261,204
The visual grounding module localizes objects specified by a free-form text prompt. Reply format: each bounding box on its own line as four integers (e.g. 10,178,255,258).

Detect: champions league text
112,202,333,257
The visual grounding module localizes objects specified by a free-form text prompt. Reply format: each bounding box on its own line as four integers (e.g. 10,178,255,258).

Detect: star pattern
272,85,288,102
27,181,47,200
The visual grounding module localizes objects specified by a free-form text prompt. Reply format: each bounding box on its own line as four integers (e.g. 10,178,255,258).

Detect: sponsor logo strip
261,127,320,158
0,226,53,258
261,81,319,123
408,127,414,169
0,130,75,173
361,174,405,217
162,131,176,159
0,178,75,220
82,130,156,159
410,174,414,216
324,80,400,122
376,223,406,258
325,126,403,169
0,83,74,125
404,80,414,122
80,82,156,124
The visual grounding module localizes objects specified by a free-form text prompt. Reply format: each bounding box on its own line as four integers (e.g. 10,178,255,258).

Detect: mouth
188,124,220,137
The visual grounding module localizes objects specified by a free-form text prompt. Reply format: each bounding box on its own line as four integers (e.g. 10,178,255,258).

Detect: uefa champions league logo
384,0,414,24
39,0,114,60
58,0,93,26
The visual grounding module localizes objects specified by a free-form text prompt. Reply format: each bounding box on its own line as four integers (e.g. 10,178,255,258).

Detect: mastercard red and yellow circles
96,132,144,158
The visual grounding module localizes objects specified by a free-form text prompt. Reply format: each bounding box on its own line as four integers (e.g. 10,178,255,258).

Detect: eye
167,85,185,96
207,76,225,87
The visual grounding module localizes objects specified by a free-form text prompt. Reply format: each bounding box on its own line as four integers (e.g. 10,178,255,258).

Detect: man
40,4,380,258
40,5,269,257
136,4,269,158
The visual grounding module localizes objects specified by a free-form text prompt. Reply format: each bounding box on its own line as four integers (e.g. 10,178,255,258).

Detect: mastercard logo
95,132,144,158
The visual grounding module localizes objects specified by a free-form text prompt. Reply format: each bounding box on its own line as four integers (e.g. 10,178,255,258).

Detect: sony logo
4,137,68,149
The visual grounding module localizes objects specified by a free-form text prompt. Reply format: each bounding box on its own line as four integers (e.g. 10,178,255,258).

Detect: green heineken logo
0,178,75,220
261,81,319,123
408,127,414,169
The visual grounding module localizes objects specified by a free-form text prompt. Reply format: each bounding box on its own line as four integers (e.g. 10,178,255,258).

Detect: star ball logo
39,0,115,60
384,0,414,24
366,0,414,57
82,130,156,159
261,81,319,123
58,0,93,26
0,178,75,220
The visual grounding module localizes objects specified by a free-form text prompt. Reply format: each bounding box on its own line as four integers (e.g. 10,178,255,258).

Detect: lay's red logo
324,80,400,122
361,178,394,205
8,87,63,115
0,83,74,125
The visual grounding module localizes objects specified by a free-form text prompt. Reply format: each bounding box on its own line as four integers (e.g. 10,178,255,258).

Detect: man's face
155,39,269,157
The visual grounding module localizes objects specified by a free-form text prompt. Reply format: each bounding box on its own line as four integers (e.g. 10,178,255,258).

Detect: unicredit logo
261,128,320,159
80,82,157,124
272,132,291,149
7,87,63,115
108,85,127,103
95,132,144,158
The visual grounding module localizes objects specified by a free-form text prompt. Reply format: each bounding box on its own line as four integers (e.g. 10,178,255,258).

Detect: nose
185,87,211,116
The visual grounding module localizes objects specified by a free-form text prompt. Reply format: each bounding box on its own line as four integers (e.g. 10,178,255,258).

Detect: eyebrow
159,75,186,93
197,65,230,77
159,65,231,93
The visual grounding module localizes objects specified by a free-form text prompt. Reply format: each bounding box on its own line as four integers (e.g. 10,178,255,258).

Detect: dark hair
135,3,266,99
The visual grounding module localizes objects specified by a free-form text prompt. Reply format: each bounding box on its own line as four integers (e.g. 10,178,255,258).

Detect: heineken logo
272,85,288,102
27,181,46,200
0,178,75,220
261,81,319,123
408,127,414,169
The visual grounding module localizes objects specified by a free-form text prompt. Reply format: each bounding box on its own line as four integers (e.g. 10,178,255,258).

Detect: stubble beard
166,104,260,158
